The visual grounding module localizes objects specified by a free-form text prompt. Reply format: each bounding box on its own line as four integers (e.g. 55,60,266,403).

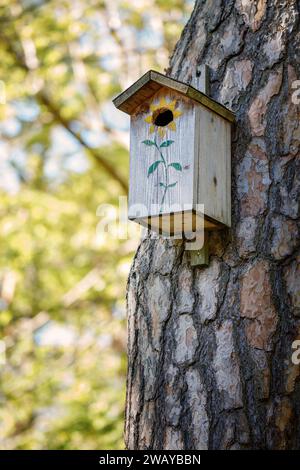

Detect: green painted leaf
160,140,174,148
168,182,177,188
168,162,182,171
142,139,155,146
159,182,166,188
148,160,162,176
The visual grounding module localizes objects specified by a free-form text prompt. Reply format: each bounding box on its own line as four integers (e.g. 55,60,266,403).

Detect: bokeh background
0,0,193,450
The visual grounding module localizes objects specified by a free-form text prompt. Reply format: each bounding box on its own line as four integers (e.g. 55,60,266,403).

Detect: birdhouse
113,70,234,236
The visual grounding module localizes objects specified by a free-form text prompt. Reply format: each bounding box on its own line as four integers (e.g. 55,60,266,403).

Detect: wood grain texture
134,211,218,236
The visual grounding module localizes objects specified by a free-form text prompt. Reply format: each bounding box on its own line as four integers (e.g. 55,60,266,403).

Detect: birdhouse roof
113,70,235,123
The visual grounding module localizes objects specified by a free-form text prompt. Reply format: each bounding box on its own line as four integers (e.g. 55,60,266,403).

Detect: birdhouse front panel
128,88,197,229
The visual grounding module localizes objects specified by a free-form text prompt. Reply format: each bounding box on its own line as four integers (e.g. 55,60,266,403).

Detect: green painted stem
155,139,169,212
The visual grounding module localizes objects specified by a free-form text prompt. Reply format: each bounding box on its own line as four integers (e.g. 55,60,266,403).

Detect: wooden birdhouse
113,70,234,236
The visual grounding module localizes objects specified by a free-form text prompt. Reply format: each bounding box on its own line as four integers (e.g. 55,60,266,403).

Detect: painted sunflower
144,97,182,138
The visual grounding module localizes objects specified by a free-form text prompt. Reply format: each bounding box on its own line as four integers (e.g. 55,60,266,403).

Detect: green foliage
0,0,193,450
0,169,130,450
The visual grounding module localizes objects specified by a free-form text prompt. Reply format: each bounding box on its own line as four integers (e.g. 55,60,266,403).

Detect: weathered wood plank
128,89,196,223
132,211,219,236
196,106,231,227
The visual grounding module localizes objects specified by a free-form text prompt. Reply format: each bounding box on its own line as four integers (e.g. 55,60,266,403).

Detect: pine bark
125,0,300,450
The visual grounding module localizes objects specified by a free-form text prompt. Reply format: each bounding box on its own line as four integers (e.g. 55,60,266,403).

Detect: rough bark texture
125,0,300,450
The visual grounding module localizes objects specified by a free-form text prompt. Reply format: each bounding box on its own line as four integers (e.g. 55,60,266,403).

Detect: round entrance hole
153,108,174,127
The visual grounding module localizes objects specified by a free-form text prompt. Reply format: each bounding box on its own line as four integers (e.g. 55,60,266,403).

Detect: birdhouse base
130,210,224,237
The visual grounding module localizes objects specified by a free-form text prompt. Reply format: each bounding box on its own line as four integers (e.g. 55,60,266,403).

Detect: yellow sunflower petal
144,115,153,123
158,127,165,138
159,96,167,108
168,100,177,111
173,109,182,118
168,121,176,131
150,101,160,112
149,125,155,134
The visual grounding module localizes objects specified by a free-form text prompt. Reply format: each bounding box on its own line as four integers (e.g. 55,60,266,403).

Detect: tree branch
0,30,128,193
37,92,128,192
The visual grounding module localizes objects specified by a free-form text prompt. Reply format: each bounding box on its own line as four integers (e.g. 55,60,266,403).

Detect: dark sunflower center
153,108,174,127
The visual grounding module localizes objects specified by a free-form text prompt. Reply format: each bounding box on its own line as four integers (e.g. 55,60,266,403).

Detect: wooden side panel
195,106,231,227
128,88,196,219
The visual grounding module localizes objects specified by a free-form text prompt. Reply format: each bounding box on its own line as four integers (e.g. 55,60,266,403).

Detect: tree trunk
125,0,300,450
